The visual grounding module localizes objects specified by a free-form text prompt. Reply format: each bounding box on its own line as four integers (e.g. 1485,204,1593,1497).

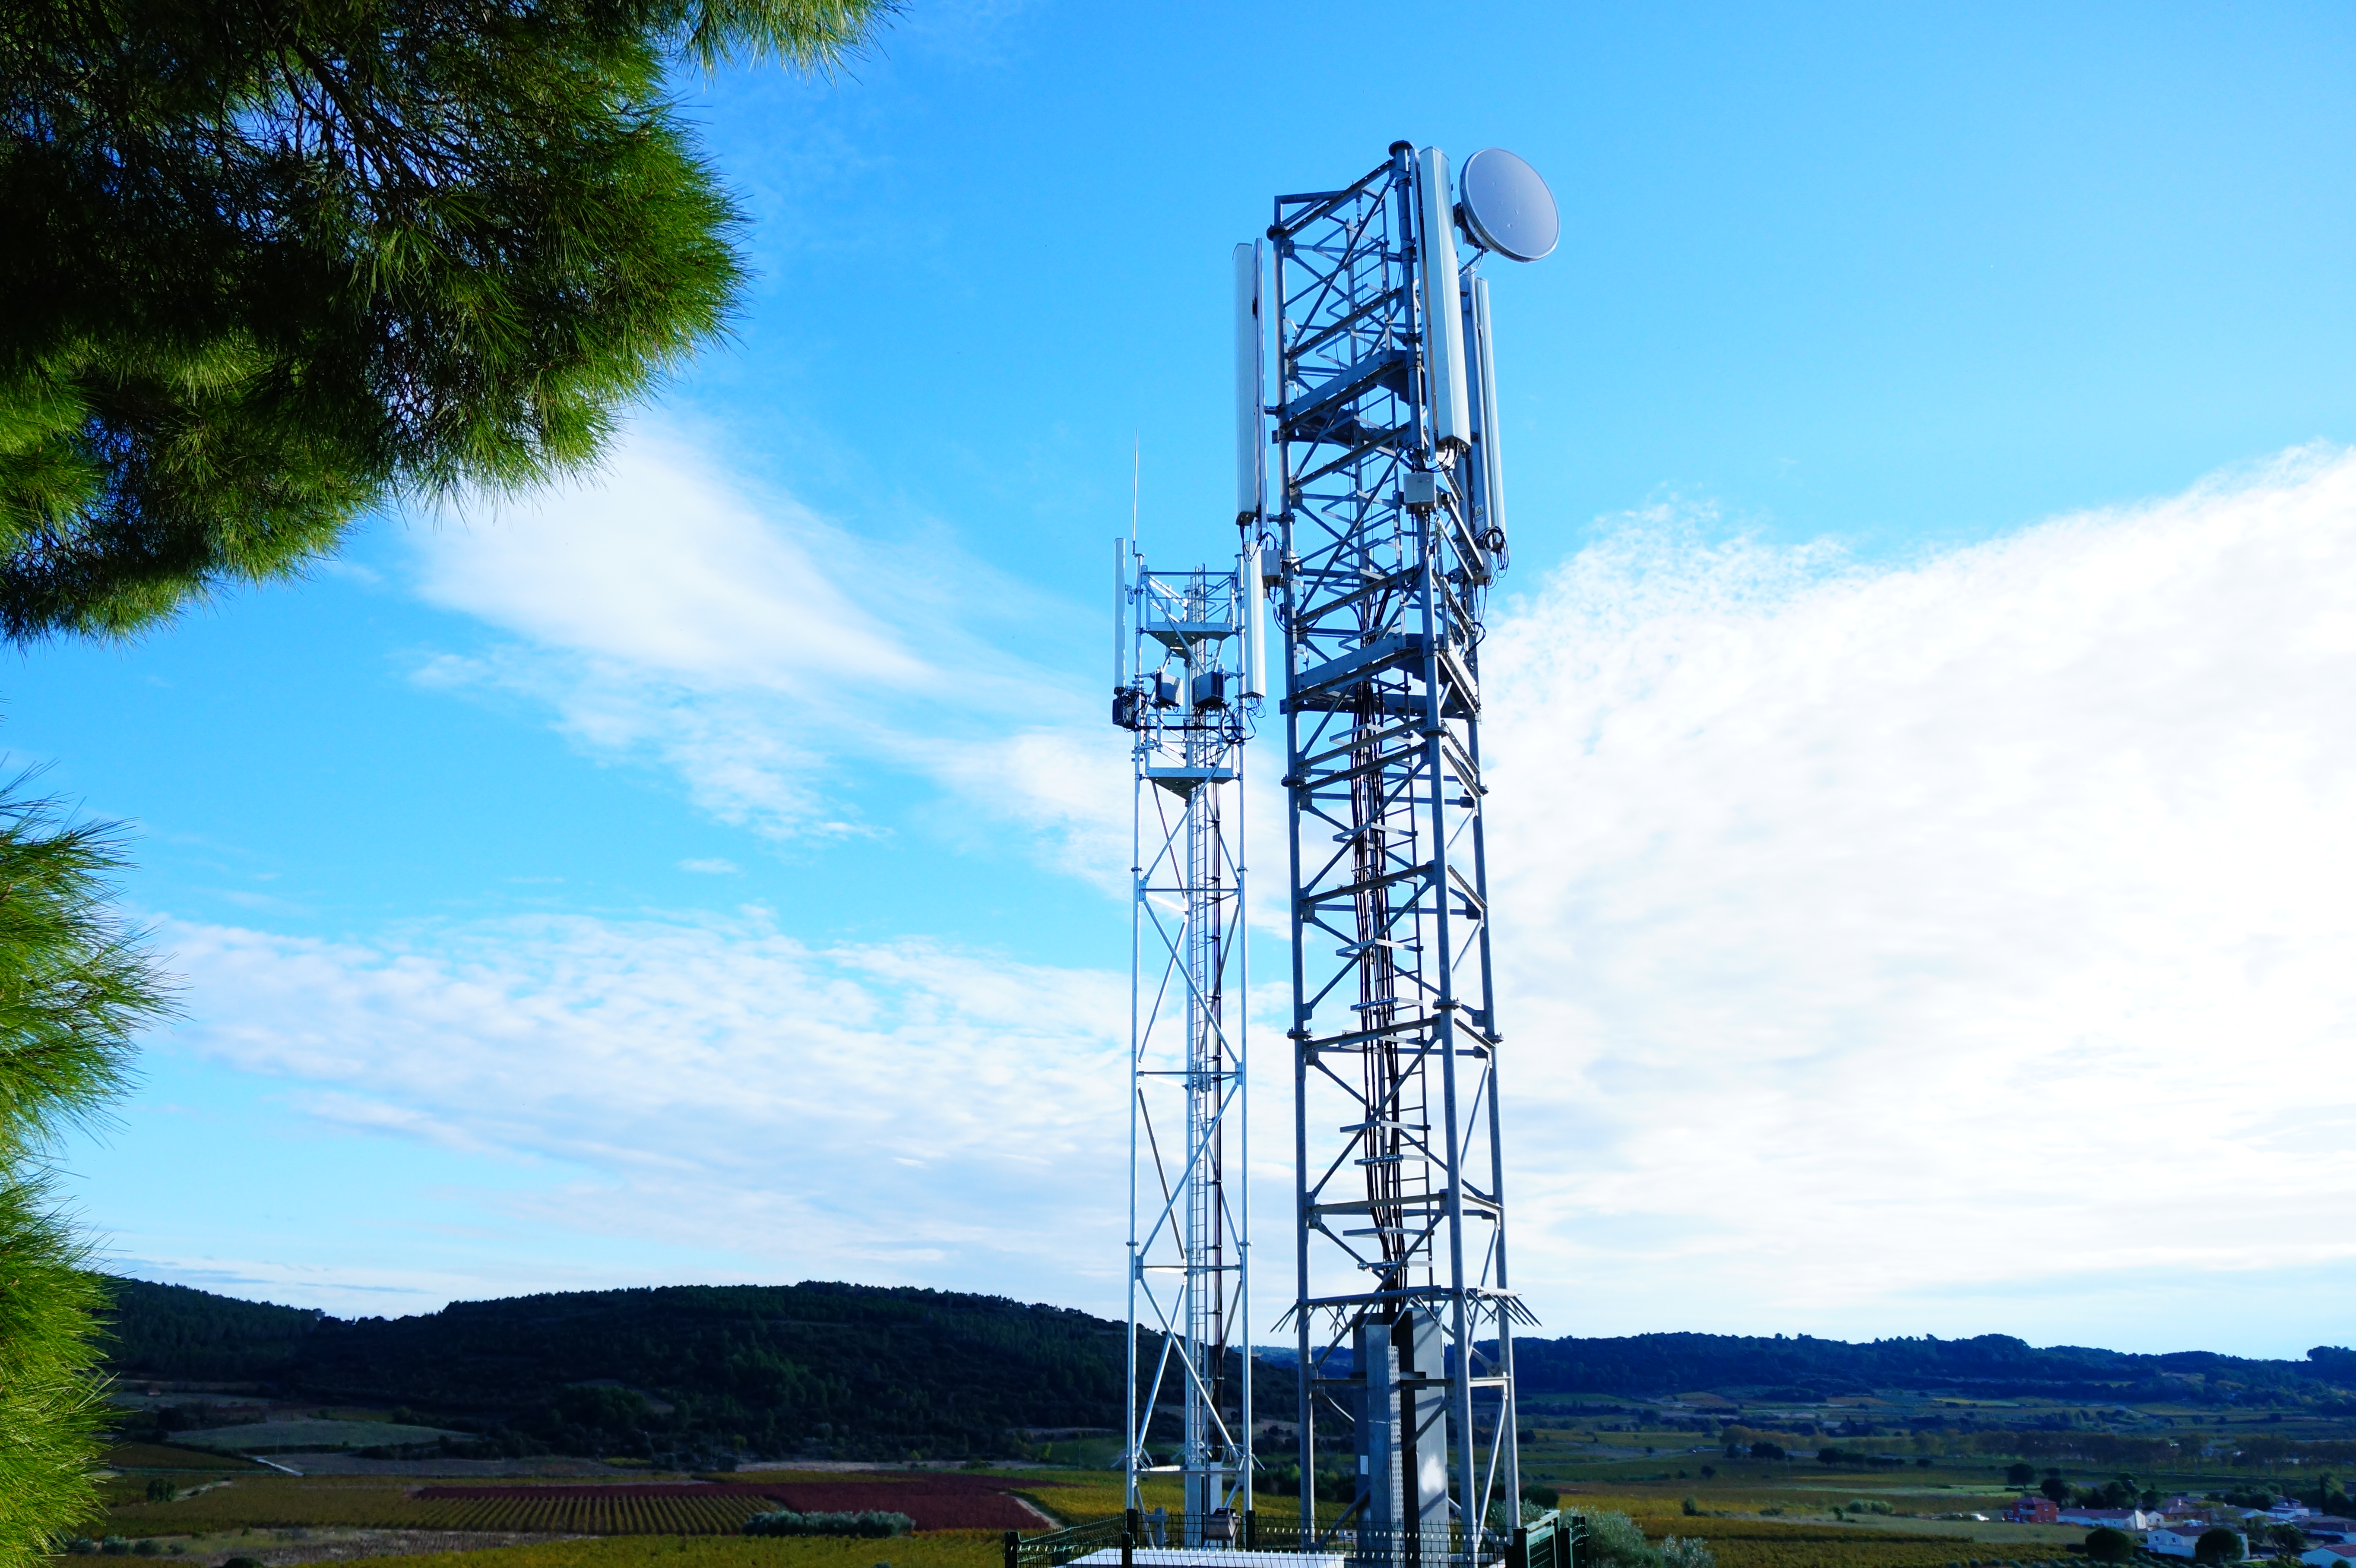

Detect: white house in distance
2300,1546,2356,1568
2058,1507,2166,1530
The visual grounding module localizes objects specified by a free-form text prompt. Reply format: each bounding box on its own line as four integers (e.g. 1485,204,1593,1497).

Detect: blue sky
20,1,2356,1353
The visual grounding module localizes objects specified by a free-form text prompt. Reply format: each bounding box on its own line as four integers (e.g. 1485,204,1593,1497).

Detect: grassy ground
104,1444,269,1473
165,1422,467,1453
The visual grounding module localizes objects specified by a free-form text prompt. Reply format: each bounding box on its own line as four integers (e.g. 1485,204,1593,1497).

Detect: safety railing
1002,1510,1585,1568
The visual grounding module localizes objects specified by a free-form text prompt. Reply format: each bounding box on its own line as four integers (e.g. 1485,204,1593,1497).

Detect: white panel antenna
1240,540,1267,699
1416,147,1472,456
1233,242,1264,523
1471,273,1506,546
1112,537,1130,690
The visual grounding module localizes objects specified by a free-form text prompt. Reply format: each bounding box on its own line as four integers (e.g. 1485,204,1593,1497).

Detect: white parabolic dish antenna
1457,147,1558,262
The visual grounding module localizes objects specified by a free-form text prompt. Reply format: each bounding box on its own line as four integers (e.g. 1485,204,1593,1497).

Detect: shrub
1583,1512,1652,1568
1657,1538,1714,1568
99,1540,129,1557
132,1544,158,1558
2194,1527,2244,1564
1524,1485,1561,1509
2084,1528,2134,1563
741,1511,914,1540
221,1559,262,1568
143,1481,176,1503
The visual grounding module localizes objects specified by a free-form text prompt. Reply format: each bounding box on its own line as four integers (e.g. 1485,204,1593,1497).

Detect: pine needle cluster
0,791,171,1562
0,0,893,640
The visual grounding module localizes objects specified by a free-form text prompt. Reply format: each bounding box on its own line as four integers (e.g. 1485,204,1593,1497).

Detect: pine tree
0,0,890,1551
0,0,893,639
0,796,170,1561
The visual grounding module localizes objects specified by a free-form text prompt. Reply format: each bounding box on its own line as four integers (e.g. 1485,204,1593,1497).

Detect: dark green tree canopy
2083,1527,2134,1564
0,0,889,640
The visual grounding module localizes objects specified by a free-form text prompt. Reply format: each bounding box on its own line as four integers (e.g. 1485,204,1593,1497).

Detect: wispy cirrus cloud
152,908,1132,1307
408,423,1129,862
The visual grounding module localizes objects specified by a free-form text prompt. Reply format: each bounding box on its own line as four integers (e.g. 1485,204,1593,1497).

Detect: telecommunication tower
1113,518,1268,1535
1246,142,1559,1549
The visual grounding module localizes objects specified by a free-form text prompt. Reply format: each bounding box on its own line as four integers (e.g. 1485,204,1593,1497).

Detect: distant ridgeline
1510,1333,2356,1410
106,1278,2356,1464
102,1277,1185,1464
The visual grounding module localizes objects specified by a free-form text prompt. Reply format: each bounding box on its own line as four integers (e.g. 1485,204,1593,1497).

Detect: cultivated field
101,1473,1067,1537
330,1534,1007,1568
83,1455,2326,1568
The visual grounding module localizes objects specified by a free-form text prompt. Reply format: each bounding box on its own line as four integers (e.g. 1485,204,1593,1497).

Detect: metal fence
1003,1510,1586,1568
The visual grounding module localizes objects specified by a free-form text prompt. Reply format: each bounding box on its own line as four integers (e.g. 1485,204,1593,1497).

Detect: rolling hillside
104,1277,2356,1467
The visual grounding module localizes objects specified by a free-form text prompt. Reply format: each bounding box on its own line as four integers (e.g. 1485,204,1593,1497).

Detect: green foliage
0,796,158,1151
1586,1511,1655,1568
0,1175,114,1563
2083,1527,2134,1563
2194,1526,2245,1564
0,0,894,641
1581,1510,1716,1568
1513,1331,2356,1407
103,1276,1200,1460
742,1511,914,1539
0,794,169,1566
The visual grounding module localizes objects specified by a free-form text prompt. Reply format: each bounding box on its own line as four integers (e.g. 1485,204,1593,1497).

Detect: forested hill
103,1277,1143,1463
106,1277,2356,1466
1510,1332,2356,1406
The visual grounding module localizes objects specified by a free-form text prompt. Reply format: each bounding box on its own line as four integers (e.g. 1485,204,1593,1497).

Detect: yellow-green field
1009,1475,1181,1524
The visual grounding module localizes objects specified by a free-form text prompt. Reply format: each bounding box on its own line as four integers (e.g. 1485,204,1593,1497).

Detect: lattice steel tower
1248,141,1557,1550
1114,523,1267,1536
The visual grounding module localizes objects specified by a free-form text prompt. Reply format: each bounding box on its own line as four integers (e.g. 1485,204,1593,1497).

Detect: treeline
1719,1423,2356,1473
1510,1332,2356,1407
108,1276,2356,1467
102,1277,1182,1464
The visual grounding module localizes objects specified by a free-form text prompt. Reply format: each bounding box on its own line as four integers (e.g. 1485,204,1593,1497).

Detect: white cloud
157,441,2356,1349
416,430,923,694
158,910,1133,1305
1482,448,2356,1348
408,424,1128,861
678,857,742,875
